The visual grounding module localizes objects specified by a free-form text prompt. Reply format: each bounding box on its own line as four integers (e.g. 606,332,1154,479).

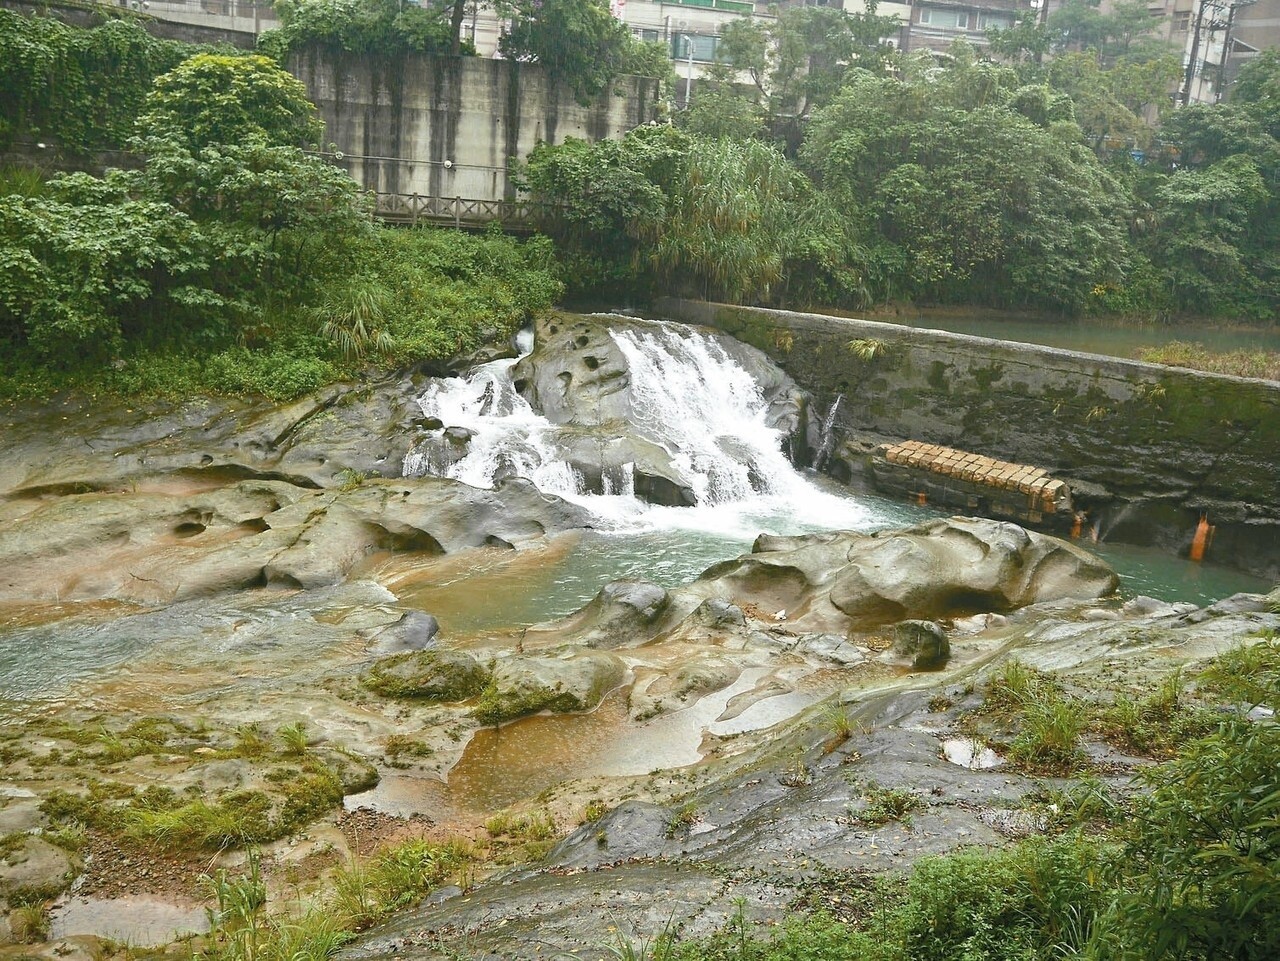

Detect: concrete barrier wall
292,51,658,203
656,299,1280,580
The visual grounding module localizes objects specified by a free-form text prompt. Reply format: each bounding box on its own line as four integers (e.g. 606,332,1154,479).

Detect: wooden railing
375,193,543,229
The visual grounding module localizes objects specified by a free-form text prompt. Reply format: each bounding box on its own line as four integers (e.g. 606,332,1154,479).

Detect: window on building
979,12,1011,29
672,33,721,63
636,27,661,42
919,7,971,29
1175,11,1192,30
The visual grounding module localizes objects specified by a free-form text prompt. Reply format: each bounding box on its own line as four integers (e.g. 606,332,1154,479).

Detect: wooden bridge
374,193,546,231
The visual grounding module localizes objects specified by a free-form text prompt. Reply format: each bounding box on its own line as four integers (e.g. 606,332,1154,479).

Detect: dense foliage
521,125,866,305
0,9,204,153
521,8,1280,320
0,50,560,401
262,0,465,60
500,0,671,102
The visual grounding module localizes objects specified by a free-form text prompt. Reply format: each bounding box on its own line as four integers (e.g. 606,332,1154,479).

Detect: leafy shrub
0,11,205,153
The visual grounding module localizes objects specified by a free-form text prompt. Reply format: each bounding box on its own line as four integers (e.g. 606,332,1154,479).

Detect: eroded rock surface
695,517,1118,632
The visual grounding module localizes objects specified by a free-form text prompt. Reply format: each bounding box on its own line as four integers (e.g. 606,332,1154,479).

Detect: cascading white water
403,318,872,537
609,326,793,505
402,354,580,495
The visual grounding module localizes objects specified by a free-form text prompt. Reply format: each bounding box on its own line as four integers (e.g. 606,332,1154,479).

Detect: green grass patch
1137,341,1280,381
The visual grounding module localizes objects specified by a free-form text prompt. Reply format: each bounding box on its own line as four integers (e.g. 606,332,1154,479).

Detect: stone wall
655,299,1280,580
291,51,658,204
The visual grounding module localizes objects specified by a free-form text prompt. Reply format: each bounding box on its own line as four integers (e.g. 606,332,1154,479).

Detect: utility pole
1181,0,1210,105
685,33,695,109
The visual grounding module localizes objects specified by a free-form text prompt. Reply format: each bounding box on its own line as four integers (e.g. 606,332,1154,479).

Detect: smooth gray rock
367,612,440,655
0,837,78,899
546,580,672,650
893,620,950,670
695,517,1118,633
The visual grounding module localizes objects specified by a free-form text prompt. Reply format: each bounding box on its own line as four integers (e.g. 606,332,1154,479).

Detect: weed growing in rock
331,838,475,930
822,703,855,746
278,722,310,756
853,783,923,827
664,802,699,839
384,734,435,765
7,904,51,944
1008,695,1089,774
41,820,89,853
232,724,273,759
1097,669,1216,758
847,338,889,362
581,799,610,824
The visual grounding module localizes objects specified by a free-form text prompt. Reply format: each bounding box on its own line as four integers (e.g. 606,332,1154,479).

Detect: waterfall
812,394,843,473
609,325,795,505
403,319,871,535
402,356,580,495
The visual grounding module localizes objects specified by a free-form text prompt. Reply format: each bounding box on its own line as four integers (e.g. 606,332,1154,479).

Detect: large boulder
694,517,1118,632
477,649,628,724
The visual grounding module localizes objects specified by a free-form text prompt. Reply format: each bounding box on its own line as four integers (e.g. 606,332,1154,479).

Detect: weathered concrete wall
656,299,1280,580
292,51,658,204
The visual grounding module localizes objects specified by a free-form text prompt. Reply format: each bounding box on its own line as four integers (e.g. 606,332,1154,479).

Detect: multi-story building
898,0,1026,51
1179,0,1280,102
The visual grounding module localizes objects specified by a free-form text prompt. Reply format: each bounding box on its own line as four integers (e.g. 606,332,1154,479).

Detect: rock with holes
689,517,1117,633
0,476,592,604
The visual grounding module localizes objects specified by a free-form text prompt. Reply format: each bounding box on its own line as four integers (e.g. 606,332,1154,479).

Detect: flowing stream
400,317,1268,632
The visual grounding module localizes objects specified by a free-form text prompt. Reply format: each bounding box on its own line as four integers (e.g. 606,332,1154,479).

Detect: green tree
137,53,322,150
706,4,899,149
500,0,649,102
520,124,685,296
263,0,458,59
802,63,1130,312
0,10,201,153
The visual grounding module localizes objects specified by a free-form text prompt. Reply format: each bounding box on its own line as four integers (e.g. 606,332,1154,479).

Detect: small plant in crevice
580,798,610,824
847,338,889,362
278,722,309,756
664,801,699,839
7,903,51,944
852,782,924,827
823,703,855,746
1007,695,1088,775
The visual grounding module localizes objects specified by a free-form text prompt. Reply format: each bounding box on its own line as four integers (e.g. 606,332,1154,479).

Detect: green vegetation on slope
646,635,1280,961
0,49,561,403
0,9,210,153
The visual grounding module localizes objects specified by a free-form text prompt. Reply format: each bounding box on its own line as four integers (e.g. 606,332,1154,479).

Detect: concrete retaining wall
656,299,1280,580
292,51,658,204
